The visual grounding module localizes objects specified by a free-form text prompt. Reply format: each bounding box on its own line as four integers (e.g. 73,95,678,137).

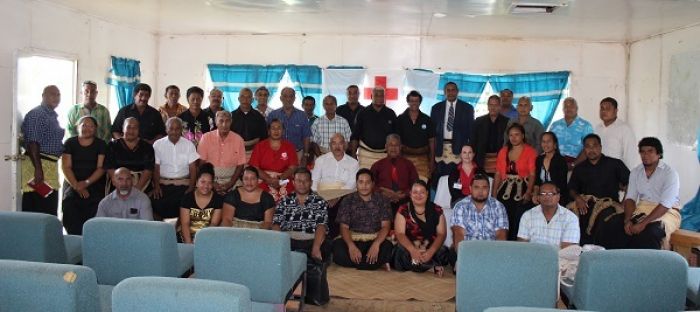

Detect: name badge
453,182,462,189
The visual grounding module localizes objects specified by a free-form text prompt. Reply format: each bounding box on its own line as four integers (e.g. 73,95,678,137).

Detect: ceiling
43,0,700,42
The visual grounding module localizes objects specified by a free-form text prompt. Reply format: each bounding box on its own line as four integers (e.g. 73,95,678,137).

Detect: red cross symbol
363,76,399,101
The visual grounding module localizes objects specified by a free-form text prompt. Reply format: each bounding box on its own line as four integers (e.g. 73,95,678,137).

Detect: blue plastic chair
0,211,82,264
82,217,193,285
456,241,559,312
0,259,112,312
688,267,700,307
566,249,687,312
194,227,306,312
112,276,252,312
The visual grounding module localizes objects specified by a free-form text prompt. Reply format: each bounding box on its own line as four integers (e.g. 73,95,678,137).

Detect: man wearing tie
430,82,475,185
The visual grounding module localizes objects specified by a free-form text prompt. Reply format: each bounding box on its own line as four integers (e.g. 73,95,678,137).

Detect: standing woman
221,166,276,229
447,144,482,206
179,86,211,146
492,123,537,241
533,132,570,206
61,116,106,235
394,180,449,277
248,119,298,202
178,163,223,244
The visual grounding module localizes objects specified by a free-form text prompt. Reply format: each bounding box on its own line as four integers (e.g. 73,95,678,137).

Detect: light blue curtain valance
106,56,141,108
207,64,287,111
287,65,323,116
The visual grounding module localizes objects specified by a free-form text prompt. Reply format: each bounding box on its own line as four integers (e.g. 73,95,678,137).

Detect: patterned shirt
311,114,352,151
452,196,509,241
22,104,65,156
158,103,188,123
267,108,312,151
336,192,392,234
549,116,594,158
517,205,580,246
66,103,112,142
273,191,329,234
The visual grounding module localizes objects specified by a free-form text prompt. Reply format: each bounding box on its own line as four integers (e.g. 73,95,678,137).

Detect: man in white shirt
150,117,200,220
97,167,153,221
596,137,681,250
311,95,352,155
595,97,638,169
518,182,580,248
312,133,359,193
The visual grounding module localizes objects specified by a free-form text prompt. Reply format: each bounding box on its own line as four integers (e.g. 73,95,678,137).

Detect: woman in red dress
249,119,298,202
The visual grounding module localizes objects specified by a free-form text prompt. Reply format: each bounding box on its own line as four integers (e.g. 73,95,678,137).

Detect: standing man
158,85,187,123
231,88,268,161
66,80,111,142
350,87,397,168
336,85,363,142
595,97,638,169
505,96,545,154
499,89,518,119
430,82,474,181
203,88,224,130
517,182,580,248
21,85,65,215
302,96,319,126
311,95,352,155
549,97,594,168
111,83,166,144
396,90,435,181
267,87,312,166
472,94,509,174
254,86,273,117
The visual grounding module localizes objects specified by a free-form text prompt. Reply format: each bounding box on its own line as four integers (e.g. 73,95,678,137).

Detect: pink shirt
197,130,246,168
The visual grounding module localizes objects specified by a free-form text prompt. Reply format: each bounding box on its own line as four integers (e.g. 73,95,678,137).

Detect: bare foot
384,263,391,272
434,266,444,278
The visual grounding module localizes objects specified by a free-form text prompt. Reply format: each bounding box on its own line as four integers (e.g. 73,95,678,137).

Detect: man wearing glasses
517,182,580,248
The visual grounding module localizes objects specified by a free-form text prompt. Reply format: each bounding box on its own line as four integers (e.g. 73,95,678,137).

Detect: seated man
197,111,246,195
596,137,681,250
517,182,580,248
151,117,200,220
370,134,418,215
568,133,629,244
105,117,155,193
96,167,153,220
272,167,331,305
450,173,508,266
332,168,393,270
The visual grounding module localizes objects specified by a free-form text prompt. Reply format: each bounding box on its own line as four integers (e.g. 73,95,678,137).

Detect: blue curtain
106,56,141,108
287,65,323,116
437,73,489,107
489,71,570,128
207,64,287,111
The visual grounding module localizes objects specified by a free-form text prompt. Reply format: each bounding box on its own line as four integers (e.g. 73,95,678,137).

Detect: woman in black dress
222,166,276,229
533,132,570,206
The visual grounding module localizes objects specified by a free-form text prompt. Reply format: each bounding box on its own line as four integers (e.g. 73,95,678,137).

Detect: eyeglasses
539,192,559,197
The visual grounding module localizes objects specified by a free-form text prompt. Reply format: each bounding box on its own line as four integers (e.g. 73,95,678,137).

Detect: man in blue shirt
267,87,312,166
499,89,518,119
21,85,65,215
549,97,594,169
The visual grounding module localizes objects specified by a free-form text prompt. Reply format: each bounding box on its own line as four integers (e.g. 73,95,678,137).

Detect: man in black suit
472,94,509,175
430,82,474,185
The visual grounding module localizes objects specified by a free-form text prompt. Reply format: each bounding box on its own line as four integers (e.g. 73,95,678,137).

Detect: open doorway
13,54,76,213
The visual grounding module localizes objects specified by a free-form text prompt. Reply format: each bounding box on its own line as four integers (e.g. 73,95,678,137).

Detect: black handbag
305,258,330,305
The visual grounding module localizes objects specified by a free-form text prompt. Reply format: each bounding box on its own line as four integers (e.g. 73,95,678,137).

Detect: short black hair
133,83,152,96
406,90,423,103
539,182,560,194
186,86,204,98
268,118,284,130
164,85,180,96
582,133,602,146
303,96,315,104
356,168,374,182
600,97,618,109
347,85,359,91
487,94,501,103
444,82,458,90
500,89,513,96
242,166,259,179
471,173,490,186
638,137,664,159
197,162,215,180
293,167,312,180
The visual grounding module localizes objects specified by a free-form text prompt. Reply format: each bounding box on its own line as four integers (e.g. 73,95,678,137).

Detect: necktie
447,102,455,132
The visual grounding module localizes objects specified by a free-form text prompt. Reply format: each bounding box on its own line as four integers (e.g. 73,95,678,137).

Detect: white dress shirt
153,136,200,178
626,161,680,209
595,119,639,169
311,152,359,191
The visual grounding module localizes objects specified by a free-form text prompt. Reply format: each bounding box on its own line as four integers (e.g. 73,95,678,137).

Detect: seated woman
533,132,570,206
61,116,106,235
249,119,298,202
105,117,155,194
447,144,482,206
332,168,393,271
393,180,449,277
221,166,275,229
178,163,223,244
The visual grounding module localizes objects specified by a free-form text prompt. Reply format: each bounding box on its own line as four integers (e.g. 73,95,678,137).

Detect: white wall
629,25,700,204
156,34,627,125
0,0,157,211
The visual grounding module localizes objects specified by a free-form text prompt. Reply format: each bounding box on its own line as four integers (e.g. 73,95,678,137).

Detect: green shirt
66,103,112,142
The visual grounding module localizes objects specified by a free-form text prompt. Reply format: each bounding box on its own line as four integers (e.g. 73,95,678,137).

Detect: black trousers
594,214,666,249
332,238,393,270
151,184,188,219
291,238,332,306
22,191,58,216
62,196,101,235
393,243,449,272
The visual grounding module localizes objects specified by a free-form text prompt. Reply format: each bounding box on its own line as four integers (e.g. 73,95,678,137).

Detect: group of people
20,79,683,304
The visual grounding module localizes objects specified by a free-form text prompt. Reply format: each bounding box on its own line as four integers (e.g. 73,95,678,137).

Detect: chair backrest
456,240,559,312
195,227,291,304
573,249,687,311
0,211,67,263
112,276,252,312
82,218,180,285
0,259,99,311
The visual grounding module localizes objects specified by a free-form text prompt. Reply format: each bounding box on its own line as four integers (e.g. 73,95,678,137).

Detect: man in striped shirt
311,95,352,155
